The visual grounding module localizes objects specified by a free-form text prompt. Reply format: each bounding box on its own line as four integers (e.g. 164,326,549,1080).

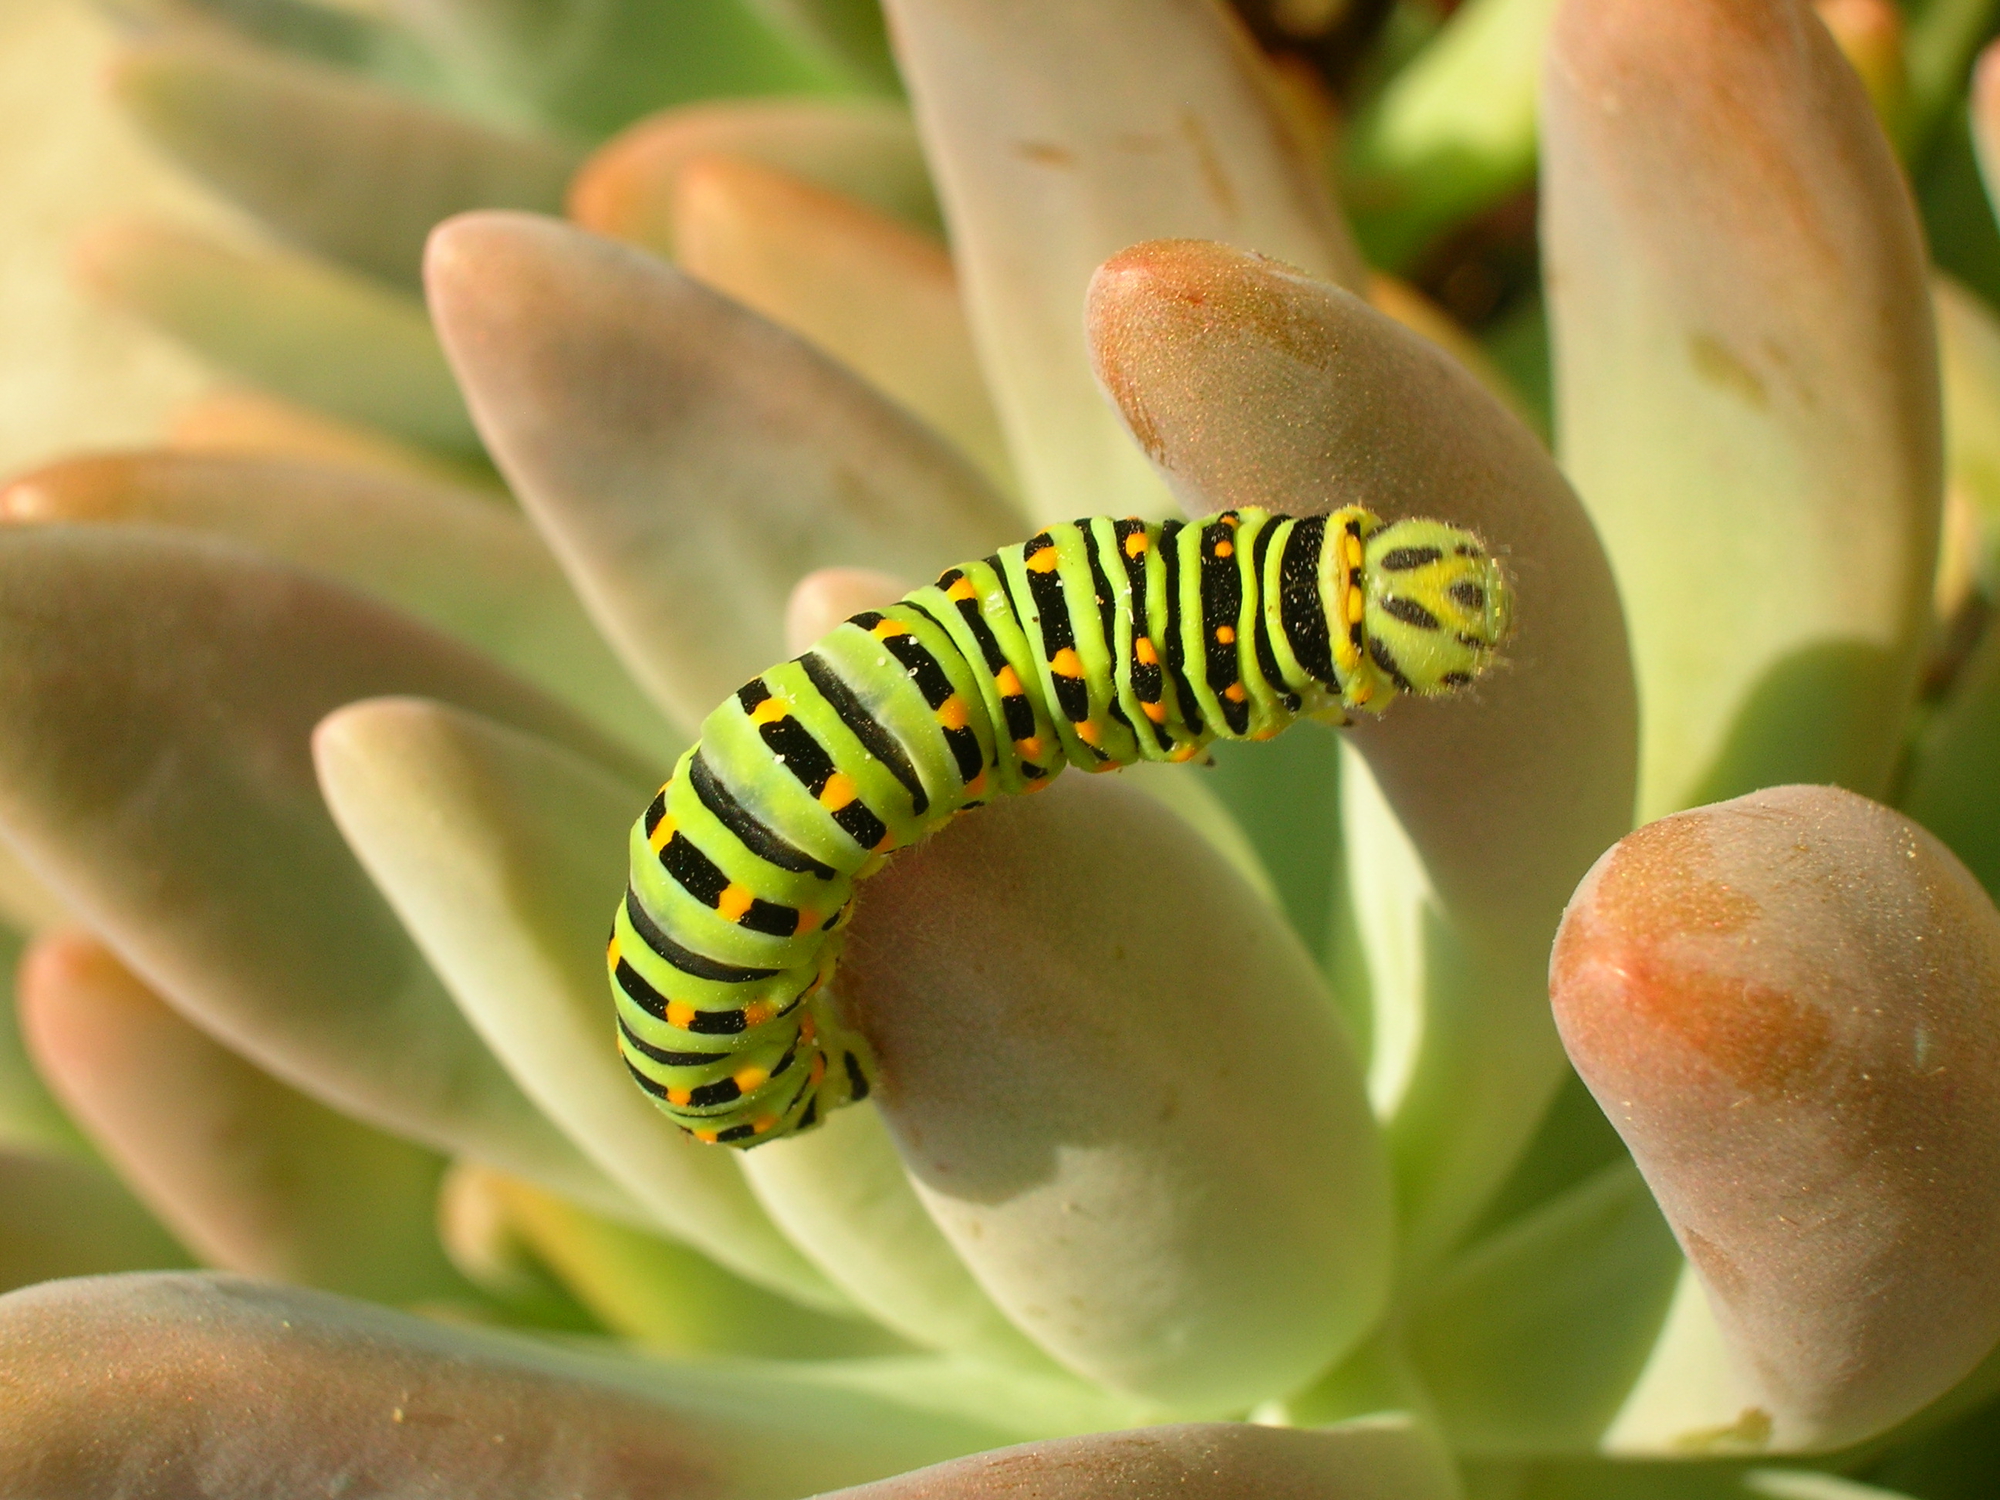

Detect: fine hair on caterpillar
609,506,1512,1147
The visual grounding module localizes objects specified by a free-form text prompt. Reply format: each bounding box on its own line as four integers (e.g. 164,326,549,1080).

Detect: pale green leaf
17,929,472,1306
882,0,1367,524
114,34,580,291
843,771,1391,1414
425,211,1020,729
1086,237,1636,1267
312,695,843,1310
0,449,680,766
1543,0,1940,822
0,525,642,1216
79,218,482,453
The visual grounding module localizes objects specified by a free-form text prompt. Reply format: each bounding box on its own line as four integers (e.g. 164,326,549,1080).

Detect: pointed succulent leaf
882,0,1367,524
0,525,643,1216
0,450,679,764
1344,0,1559,269
841,772,1392,1414
113,36,580,291
0,1151,192,1295
383,0,841,140
672,154,1015,494
1087,237,1637,1264
1551,785,2000,1451
1543,0,1940,822
741,0,901,94
0,1272,1053,1497
426,211,1021,729
18,929,473,1306
78,218,481,453
474,1170,901,1359
1408,1161,1684,1455
816,1415,1463,1500
569,97,939,252
313,694,842,1309
1901,623,2000,900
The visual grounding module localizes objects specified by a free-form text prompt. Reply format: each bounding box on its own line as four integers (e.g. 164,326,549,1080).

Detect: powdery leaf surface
426,211,1019,730
0,1272,1045,1498
1551,785,2000,1450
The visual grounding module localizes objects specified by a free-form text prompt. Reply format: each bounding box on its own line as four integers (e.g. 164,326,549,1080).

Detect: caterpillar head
1359,519,1512,697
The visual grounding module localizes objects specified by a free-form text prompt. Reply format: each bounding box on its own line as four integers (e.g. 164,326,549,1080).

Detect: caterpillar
609,506,1510,1147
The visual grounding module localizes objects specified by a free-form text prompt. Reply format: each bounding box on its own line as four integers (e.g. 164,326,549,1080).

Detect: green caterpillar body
610,506,1510,1147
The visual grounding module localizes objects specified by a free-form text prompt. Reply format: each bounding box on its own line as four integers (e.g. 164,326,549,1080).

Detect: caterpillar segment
614,507,1512,1146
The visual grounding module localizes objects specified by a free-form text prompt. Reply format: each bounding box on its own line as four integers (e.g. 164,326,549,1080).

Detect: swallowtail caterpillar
610,506,1511,1146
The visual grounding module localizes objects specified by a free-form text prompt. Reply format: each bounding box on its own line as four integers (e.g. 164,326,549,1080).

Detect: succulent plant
2,0,2000,1494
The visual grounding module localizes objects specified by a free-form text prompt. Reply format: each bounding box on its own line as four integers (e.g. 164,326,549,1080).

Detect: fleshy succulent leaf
569,97,939,251
112,34,581,290
425,210,1022,729
77,218,482,454
1086,237,1637,1267
0,524,643,1216
312,694,843,1310
882,0,1368,524
1550,785,2000,1451
0,450,680,764
0,1272,1061,1496
0,1151,193,1296
18,929,474,1306
813,1414,1464,1500
839,771,1392,1415
1542,0,1941,823
670,154,1015,494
